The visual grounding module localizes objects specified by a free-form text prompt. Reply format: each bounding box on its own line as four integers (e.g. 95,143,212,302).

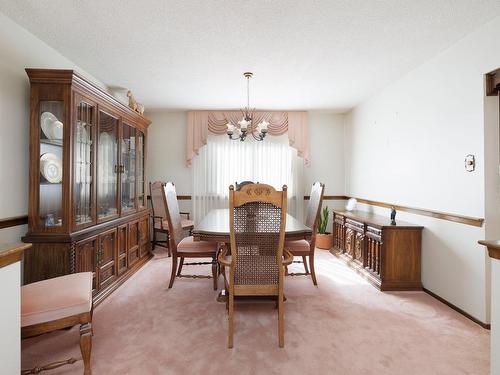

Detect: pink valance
186,110,310,166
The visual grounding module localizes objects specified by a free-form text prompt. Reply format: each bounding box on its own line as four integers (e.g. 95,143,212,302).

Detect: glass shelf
41,138,63,147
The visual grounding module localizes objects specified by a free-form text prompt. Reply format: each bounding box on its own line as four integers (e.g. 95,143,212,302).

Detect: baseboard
423,288,490,330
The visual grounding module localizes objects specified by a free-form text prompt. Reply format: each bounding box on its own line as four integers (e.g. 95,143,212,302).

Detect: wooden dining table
192,208,312,301
192,208,312,243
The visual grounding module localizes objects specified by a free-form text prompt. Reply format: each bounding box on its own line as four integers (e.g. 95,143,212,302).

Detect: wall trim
8,195,483,229
351,197,484,227
0,215,28,229
423,288,490,330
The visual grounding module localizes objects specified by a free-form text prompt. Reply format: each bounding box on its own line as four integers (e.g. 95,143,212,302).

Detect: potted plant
316,206,333,249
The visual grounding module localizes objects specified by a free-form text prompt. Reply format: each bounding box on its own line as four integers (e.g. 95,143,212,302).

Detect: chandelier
226,72,268,141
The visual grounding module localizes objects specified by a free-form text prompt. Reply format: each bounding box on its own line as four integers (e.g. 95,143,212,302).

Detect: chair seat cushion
177,236,218,254
156,219,194,230
21,272,93,327
285,239,311,254
181,219,195,229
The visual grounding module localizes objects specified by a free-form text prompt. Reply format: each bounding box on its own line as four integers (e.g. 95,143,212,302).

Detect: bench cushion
21,272,93,327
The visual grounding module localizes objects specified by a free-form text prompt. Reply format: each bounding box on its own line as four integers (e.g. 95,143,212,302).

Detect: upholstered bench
21,272,93,375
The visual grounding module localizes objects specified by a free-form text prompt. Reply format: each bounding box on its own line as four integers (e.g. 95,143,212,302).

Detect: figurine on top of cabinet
127,90,145,115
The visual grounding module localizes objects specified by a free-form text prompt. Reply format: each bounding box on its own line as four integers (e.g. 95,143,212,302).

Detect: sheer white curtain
192,134,303,223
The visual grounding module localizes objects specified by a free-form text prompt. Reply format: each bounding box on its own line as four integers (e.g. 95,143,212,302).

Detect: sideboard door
117,224,128,276
128,220,140,267
97,228,118,290
75,237,98,295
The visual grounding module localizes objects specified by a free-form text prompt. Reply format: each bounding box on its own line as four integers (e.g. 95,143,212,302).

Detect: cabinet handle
120,165,125,173
114,165,119,173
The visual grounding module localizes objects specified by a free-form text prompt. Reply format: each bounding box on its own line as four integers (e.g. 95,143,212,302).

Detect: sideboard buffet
22,69,151,305
332,210,423,291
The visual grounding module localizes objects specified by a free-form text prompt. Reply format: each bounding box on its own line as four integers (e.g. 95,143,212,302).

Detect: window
192,134,302,222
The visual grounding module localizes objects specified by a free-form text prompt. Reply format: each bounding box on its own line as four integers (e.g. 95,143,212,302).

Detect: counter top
333,210,424,229
0,243,31,268
478,240,500,260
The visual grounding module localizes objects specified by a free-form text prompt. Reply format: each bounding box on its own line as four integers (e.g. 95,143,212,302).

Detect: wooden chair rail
0,215,28,229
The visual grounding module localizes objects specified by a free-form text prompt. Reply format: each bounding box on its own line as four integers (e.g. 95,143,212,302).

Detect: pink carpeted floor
22,249,490,375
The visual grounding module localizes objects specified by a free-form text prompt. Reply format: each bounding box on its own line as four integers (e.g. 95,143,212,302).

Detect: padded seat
285,239,311,255
21,272,93,327
177,236,218,254
156,219,194,230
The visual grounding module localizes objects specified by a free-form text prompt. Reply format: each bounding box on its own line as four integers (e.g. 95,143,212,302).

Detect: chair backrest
304,182,325,245
161,182,184,251
150,181,168,225
229,183,287,287
235,180,255,191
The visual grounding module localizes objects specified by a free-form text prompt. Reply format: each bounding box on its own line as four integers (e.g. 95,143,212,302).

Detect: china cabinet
22,69,151,305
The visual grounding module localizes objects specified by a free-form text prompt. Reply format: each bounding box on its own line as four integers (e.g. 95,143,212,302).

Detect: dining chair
21,272,93,375
150,181,194,255
162,181,219,289
285,181,325,285
218,183,293,348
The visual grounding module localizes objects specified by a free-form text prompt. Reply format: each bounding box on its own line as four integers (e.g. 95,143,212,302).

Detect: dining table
192,208,312,301
192,208,312,243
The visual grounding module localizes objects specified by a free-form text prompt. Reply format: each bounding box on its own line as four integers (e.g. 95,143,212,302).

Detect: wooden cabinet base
93,253,152,306
332,210,423,292
332,250,422,291
23,211,151,306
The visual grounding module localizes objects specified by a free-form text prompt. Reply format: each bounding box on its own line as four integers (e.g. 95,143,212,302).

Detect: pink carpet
22,249,489,374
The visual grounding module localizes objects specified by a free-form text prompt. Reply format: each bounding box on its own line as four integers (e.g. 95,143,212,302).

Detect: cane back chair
218,184,293,348
285,181,324,285
150,181,194,255
162,182,219,289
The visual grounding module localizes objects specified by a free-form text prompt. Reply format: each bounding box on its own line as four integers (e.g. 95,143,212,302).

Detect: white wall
345,15,500,323
492,259,500,375
0,11,105,243
146,110,346,224
0,262,21,375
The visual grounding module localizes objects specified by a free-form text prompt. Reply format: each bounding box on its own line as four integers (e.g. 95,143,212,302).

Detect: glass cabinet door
137,130,146,209
74,97,95,228
121,123,136,213
39,101,64,229
97,110,119,221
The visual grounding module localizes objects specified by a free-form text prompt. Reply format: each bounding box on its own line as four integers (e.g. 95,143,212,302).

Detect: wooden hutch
22,69,151,305
332,210,423,291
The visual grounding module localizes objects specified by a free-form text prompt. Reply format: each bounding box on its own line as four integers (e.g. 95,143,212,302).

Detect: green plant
318,206,329,234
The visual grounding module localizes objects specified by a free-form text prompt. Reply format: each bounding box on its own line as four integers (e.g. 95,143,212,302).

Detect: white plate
40,153,62,183
41,112,63,140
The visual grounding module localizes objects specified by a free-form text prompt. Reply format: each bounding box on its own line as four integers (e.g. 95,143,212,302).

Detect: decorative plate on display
40,153,63,183
41,112,63,140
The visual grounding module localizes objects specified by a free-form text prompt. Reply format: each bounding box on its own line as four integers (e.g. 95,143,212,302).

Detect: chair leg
310,254,318,286
152,229,157,251
80,322,92,375
278,291,284,348
228,291,234,348
176,257,184,276
166,233,171,257
169,255,178,288
212,255,218,290
302,255,310,274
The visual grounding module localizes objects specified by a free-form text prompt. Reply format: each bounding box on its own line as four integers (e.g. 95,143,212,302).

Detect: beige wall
345,15,500,323
0,11,104,242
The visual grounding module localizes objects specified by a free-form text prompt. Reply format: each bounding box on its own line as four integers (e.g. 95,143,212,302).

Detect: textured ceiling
1,1,500,111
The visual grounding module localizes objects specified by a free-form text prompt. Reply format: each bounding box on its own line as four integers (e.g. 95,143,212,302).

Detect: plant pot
316,233,333,250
